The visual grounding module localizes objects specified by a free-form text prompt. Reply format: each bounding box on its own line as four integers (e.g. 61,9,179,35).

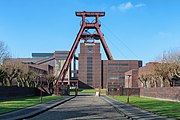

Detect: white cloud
111,2,146,11
135,3,146,8
119,2,133,11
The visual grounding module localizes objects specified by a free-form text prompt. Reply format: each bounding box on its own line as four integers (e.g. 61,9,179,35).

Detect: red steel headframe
55,11,113,85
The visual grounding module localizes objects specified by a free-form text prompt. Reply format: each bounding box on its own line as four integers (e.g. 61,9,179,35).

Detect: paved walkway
102,96,175,120
29,95,128,120
0,94,176,120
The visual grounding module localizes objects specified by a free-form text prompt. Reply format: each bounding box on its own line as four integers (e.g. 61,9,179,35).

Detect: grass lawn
112,96,180,119
70,89,106,94
0,95,63,114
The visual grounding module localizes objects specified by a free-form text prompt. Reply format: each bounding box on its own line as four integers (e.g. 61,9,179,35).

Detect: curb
0,96,75,120
101,96,175,120
100,96,130,119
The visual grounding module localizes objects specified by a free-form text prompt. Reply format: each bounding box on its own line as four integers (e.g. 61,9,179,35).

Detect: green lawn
0,95,63,114
112,96,180,119
70,89,106,94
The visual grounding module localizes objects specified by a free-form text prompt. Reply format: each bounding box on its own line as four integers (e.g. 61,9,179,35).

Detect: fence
0,86,40,100
106,85,180,101
140,87,180,101
106,84,140,96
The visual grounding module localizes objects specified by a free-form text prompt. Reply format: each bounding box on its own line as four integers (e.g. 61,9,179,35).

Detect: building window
108,76,119,80
55,56,68,59
119,76,125,79
87,46,93,54
108,63,128,66
87,56,93,85
108,69,126,73
138,61,142,67
108,75,125,80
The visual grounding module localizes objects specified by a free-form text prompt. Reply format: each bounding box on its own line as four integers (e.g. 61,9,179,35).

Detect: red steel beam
76,11,105,17
55,23,85,85
96,25,113,60
55,11,113,85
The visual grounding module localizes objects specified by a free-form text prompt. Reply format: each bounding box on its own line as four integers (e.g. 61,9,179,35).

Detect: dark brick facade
78,43,142,89
106,85,180,101
0,86,40,100
106,84,140,96
102,60,142,88
140,87,180,101
125,69,139,88
78,43,101,88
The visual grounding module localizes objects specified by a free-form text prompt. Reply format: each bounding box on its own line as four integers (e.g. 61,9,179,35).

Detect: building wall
3,51,76,85
125,69,139,88
0,86,39,100
78,43,101,88
32,53,54,58
102,60,142,88
54,51,70,80
54,60,69,80
140,87,180,101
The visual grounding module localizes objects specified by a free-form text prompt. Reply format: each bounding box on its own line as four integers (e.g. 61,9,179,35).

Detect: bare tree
154,50,180,87
0,65,7,86
0,41,10,64
45,74,56,94
2,65,19,86
138,70,148,88
29,70,40,88
138,63,159,88
164,50,180,85
16,64,38,87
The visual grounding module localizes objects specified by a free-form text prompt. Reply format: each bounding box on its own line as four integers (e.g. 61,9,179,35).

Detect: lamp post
127,74,131,103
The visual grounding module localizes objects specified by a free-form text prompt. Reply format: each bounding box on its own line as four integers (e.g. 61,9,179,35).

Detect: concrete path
29,95,128,120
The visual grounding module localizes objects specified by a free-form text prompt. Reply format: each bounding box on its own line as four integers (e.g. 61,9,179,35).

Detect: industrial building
4,44,142,89
78,42,142,89
3,12,143,92
78,43,102,88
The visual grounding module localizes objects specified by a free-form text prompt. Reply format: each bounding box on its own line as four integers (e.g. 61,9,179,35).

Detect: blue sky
0,0,180,64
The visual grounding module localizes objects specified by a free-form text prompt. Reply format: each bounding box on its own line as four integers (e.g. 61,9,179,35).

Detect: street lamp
127,74,131,103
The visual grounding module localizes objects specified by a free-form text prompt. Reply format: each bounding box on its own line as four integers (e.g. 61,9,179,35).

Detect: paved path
29,95,128,120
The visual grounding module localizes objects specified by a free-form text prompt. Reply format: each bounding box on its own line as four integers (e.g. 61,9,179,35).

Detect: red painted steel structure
55,11,113,85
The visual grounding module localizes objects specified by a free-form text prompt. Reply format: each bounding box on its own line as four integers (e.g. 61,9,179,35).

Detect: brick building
78,43,101,88
3,51,77,83
4,43,143,89
78,42,142,89
102,60,142,88
124,69,139,88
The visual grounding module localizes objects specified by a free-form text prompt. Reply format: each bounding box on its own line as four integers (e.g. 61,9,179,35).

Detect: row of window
108,63,128,66
55,56,68,59
87,56,93,83
108,69,127,73
108,76,125,80
107,82,124,86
